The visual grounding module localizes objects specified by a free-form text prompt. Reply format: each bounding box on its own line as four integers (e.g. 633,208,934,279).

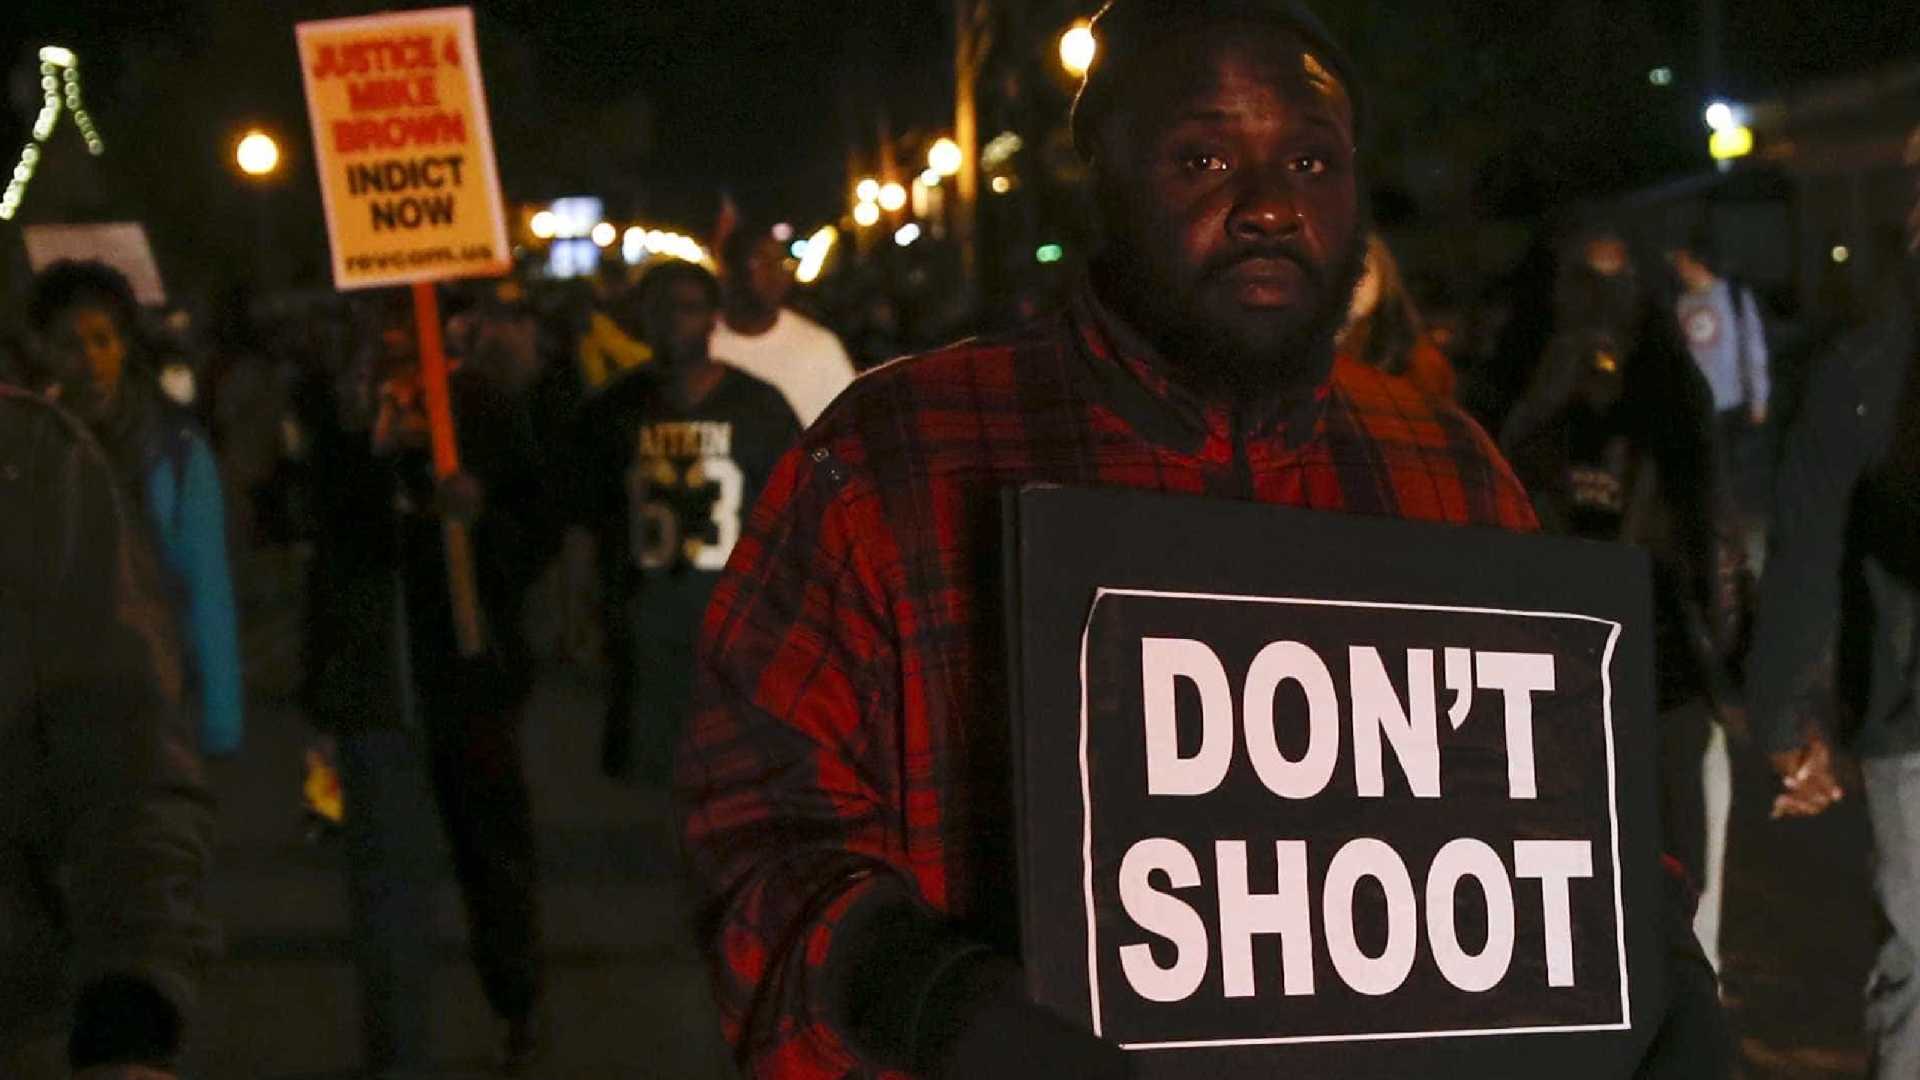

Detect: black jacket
1751,282,1920,757
0,386,216,1067
302,368,546,731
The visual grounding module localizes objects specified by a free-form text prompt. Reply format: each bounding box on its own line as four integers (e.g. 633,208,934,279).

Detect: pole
411,281,487,658
1701,0,1725,97
954,0,983,309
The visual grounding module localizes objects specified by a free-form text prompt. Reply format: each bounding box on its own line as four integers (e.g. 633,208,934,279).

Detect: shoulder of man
716,362,801,419
784,317,1071,475
1329,356,1538,530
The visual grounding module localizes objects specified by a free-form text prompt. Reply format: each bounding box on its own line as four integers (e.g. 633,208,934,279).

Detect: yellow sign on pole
296,7,509,291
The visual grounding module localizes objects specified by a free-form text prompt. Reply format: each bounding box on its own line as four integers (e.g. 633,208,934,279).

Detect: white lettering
1243,641,1341,800
1215,840,1315,998
1349,646,1441,798
1322,838,1419,996
1425,838,1516,992
1141,639,1235,797
1513,839,1594,988
1118,838,1211,1002
1476,652,1556,799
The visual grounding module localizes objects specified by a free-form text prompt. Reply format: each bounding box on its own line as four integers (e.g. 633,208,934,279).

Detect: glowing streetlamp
1060,22,1097,78
853,201,881,228
928,137,964,178
856,177,881,204
796,225,838,284
878,182,908,213
591,221,617,248
529,210,558,239
236,130,280,178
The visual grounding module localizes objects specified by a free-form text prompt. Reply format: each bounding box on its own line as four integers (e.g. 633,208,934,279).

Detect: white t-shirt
710,309,857,428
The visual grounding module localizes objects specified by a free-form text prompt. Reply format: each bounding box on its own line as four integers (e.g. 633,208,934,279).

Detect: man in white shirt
711,228,857,427
1670,231,1773,569
1670,235,1771,429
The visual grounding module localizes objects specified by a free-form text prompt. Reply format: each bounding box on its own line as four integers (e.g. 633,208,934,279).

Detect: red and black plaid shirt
678,288,1537,1078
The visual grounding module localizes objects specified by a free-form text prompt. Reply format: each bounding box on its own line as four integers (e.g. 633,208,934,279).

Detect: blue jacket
145,421,245,756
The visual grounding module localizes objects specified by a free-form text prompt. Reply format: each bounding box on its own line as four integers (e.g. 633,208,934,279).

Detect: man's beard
1097,219,1369,405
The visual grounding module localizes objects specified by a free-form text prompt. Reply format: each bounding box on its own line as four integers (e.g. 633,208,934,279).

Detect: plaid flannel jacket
678,288,1538,1078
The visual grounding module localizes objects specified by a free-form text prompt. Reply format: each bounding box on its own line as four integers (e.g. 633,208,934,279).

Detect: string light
3,45,106,222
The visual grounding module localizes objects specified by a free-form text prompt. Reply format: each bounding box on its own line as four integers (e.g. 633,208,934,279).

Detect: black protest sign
1005,486,1665,1079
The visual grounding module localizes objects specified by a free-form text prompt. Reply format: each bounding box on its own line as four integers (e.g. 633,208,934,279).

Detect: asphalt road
181,552,736,1079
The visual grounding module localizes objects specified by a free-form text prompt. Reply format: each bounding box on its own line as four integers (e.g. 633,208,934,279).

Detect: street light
928,137,964,178
591,221,617,248
853,201,881,228
856,177,881,204
796,225,838,284
236,129,280,178
878,182,908,213
1704,101,1736,132
530,210,558,239
1060,22,1097,78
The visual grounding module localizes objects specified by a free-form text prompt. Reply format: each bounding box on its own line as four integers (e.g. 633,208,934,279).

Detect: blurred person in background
301,292,548,1075
1748,124,1920,1079
712,226,856,427
575,281,652,392
0,382,216,1080
1668,228,1774,569
1338,232,1457,399
26,261,244,761
847,291,908,373
1500,227,1742,972
572,260,798,784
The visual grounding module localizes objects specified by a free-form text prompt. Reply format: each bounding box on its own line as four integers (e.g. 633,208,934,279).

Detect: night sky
0,0,1914,290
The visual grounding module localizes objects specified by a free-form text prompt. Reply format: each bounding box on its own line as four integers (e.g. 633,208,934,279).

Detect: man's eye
1183,153,1230,173
1289,155,1330,176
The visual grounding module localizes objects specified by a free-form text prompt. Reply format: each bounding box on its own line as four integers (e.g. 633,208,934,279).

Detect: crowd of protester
0,13,1915,1079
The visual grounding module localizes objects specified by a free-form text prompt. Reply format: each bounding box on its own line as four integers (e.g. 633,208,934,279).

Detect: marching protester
25,261,245,760
1499,227,1741,970
0,382,217,1080
1338,232,1458,399
712,226,858,427
573,260,799,784
299,293,548,1076
1668,229,1774,567
676,4,1727,1077
1748,124,1920,1079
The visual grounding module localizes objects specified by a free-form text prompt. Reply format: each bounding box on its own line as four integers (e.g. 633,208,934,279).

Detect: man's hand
1769,728,1844,819
75,1067,175,1080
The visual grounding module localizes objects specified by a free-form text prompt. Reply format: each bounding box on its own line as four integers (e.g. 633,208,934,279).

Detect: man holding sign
678,2,1725,1077
294,10,544,1074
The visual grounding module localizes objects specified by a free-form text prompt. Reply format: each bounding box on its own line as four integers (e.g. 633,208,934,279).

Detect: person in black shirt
1749,126,1920,1076
575,261,801,784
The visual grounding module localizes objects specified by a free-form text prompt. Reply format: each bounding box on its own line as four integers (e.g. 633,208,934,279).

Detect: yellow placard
296,7,509,291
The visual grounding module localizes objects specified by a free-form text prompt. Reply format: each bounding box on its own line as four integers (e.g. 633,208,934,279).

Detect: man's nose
1227,165,1305,243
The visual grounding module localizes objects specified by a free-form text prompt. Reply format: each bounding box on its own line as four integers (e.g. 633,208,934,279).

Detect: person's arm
30,412,216,1073
677,441,1128,1078
176,435,245,756
1748,334,1874,815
